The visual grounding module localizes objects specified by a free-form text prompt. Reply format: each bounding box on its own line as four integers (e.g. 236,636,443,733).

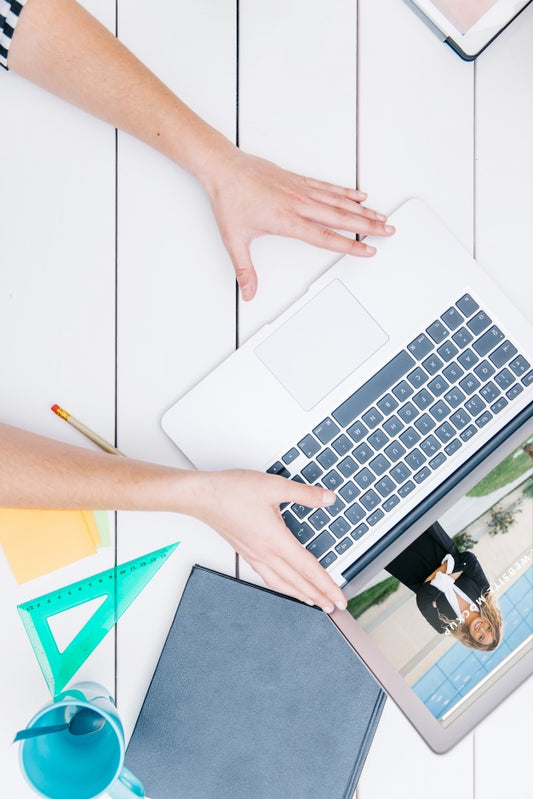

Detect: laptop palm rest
255,279,389,411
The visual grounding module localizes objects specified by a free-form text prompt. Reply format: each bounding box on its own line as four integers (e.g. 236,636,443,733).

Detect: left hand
204,149,395,300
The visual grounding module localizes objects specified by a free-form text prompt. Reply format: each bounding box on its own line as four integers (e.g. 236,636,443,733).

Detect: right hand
186,469,347,613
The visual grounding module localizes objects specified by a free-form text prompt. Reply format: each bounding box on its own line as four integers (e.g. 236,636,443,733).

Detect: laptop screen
347,430,533,725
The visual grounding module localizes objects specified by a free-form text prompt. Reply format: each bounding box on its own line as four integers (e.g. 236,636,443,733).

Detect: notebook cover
126,565,385,799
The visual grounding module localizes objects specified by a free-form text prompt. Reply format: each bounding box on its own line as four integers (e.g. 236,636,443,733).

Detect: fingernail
241,285,253,301
376,213,387,221
357,191,368,199
364,244,377,255
322,489,336,506
336,599,347,611
323,604,334,614
385,225,395,234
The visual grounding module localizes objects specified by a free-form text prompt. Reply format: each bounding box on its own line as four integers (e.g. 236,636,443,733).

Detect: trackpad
255,279,389,411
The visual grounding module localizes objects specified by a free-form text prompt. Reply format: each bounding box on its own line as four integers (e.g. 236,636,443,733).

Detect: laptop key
351,523,369,540
345,502,365,524
414,466,431,483
331,434,352,455
474,360,495,381
390,462,411,483
495,368,514,389
452,327,473,349
459,374,481,395
450,409,470,430
398,480,415,497
383,495,400,513
322,469,344,490
460,424,477,441
335,537,353,555
435,421,455,443
509,355,530,376
522,370,533,387
456,294,479,317
429,452,446,470
353,443,374,464
428,376,449,397
428,400,450,421
297,434,320,458
339,481,360,502
282,512,314,544
282,447,299,465
307,531,335,559
369,453,391,476
360,490,380,511
405,448,426,470
308,509,330,531
414,413,436,434
475,411,492,428
337,455,358,477
292,502,311,519
443,362,464,384
491,397,508,414
330,517,351,538
480,381,500,403
444,438,462,456
301,461,323,483
392,380,414,401
420,435,441,457
444,387,466,409
324,495,346,518
375,477,395,498
437,341,459,362
465,396,485,416
489,340,517,368
412,389,433,410
267,461,291,477
377,394,399,415
368,430,389,451
398,401,420,422
319,551,338,569
313,418,341,444
407,367,428,388
317,448,338,469
362,407,384,429
333,350,415,427
422,354,444,376
458,348,479,369
399,427,421,449
346,420,368,443
473,326,504,357
367,509,385,526
426,320,449,344
467,311,491,335
441,307,464,330
506,384,523,400
384,441,407,462
407,334,434,360
383,415,404,436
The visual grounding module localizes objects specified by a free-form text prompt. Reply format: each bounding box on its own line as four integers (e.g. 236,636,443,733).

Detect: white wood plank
0,1,116,794
358,700,474,799
115,0,238,738
474,676,533,799
473,6,533,797
350,2,476,796
475,1,533,321
237,0,358,341
358,0,474,252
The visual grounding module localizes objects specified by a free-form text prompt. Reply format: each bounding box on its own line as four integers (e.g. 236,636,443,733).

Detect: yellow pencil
51,404,125,456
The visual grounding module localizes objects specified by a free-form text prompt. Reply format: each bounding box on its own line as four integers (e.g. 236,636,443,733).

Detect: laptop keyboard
267,294,533,571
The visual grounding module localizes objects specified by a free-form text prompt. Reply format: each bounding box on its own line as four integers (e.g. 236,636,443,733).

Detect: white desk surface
1,1,532,796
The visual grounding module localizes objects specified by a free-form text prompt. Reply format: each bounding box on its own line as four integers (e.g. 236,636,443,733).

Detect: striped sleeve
1,0,26,70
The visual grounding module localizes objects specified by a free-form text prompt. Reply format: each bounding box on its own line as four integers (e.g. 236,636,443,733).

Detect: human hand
204,148,395,301
186,469,347,612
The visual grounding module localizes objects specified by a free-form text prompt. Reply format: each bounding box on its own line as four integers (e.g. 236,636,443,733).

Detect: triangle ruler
17,543,179,697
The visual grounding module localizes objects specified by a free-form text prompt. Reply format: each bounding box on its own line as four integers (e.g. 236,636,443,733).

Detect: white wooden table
1,1,532,796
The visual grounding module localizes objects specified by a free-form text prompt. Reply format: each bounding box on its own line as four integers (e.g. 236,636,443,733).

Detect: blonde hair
440,592,503,651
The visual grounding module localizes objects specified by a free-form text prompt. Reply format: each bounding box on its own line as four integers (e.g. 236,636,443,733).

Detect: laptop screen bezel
331,401,533,752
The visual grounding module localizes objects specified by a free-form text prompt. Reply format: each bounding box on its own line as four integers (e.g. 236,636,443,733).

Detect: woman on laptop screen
385,522,503,651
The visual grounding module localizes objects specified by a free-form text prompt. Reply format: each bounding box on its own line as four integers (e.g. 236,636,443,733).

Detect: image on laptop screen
431,0,499,33
348,434,533,725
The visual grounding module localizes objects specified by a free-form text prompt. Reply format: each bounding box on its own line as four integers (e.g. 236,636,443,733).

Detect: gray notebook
126,566,385,799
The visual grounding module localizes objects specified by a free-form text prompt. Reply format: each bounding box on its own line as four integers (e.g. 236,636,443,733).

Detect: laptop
162,198,533,751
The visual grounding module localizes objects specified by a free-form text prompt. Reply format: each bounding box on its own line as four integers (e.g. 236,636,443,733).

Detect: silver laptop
162,198,533,750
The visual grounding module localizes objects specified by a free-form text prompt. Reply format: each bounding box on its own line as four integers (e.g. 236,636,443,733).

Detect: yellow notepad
0,509,103,584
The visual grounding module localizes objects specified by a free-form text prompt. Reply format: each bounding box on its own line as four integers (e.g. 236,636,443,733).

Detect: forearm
0,422,201,513
7,0,234,187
